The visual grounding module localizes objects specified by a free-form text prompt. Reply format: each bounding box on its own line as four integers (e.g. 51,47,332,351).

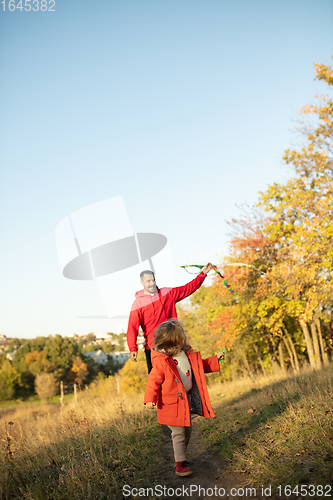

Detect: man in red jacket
127,262,216,372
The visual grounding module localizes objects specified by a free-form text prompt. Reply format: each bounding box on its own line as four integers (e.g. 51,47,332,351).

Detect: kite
181,262,266,294
180,264,238,294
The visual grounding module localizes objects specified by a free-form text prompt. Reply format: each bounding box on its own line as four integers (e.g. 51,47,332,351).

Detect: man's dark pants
145,349,153,374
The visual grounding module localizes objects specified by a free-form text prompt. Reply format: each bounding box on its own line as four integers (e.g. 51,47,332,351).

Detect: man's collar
142,286,160,296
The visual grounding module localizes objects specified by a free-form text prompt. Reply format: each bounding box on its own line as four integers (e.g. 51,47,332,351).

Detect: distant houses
1,335,18,360
0,335,13,354
83,350,108,365
83,350,130,366
109,352,131,364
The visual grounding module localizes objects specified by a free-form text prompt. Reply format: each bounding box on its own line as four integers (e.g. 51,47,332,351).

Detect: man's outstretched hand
217,351,225,361
130,351,138,362
202,262,217,274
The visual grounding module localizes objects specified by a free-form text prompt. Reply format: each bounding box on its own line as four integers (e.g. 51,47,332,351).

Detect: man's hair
140,270,155,280
154,320,191,356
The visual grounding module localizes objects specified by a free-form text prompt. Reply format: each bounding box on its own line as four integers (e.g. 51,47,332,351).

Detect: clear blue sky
1,0,332,339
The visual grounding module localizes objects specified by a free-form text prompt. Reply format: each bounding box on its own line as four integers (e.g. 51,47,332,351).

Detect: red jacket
144,349,220,427
126,272,207,352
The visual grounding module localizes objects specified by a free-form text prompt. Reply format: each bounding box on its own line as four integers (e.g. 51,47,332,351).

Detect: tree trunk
270,335,280,372
310,321,322,369
300,321,316,369
252,343,266,376
280,331,295,371
282,326,300,371
315,316,329,365
278,342,287,372
241,351,253,377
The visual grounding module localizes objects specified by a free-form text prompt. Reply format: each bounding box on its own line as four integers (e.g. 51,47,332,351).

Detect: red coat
126,272,207,352
144,349,220,427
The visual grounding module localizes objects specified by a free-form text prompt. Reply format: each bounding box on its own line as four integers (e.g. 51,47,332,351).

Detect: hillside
1,364,332,499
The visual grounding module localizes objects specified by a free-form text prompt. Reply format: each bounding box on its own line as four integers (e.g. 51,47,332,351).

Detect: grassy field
1,364,333,499
198,364,333,491
0,381,161,500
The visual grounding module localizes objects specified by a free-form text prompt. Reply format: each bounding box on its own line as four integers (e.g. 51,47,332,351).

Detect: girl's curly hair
153,320,191,356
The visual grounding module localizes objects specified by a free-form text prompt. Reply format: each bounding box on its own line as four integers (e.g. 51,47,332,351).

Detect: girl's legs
184,425,192,449
167,426,185,462
168,393,192,462
168,425,193,476
167,425,192,462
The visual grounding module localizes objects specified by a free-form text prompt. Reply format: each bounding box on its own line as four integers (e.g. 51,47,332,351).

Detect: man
126,262,216,373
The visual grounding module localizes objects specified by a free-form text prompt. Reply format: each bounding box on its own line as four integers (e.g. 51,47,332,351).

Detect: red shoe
175,461,193,476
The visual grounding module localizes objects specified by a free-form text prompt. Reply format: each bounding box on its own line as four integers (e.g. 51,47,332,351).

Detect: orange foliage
25,350,43,366
68,356,89,385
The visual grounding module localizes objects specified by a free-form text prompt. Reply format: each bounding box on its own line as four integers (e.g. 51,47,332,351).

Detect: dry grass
199,363,333,489
2,365,333,499
0,380,161,500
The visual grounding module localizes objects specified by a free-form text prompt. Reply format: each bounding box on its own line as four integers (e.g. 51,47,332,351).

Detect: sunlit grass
199,364,333,489
0,380,160,500
1,365,333,499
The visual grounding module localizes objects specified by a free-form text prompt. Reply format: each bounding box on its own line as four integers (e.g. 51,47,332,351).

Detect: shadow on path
152,421,274,500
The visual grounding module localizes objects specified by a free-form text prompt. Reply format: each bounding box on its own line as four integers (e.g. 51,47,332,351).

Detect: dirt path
153,417,284,500
154,417,249,500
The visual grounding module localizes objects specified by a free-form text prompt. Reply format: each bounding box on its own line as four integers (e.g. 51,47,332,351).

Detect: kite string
180,265,238,295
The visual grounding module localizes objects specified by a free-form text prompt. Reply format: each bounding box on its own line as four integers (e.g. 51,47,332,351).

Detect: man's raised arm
170,262,216,302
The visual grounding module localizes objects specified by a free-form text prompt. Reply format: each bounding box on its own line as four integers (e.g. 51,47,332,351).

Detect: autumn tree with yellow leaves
259,59,333,369
179,59,333,376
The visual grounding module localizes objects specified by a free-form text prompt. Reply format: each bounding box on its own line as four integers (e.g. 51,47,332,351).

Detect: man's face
141,273,157,294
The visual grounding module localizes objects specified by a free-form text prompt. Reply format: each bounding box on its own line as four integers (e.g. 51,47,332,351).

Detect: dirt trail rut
153,418,247,500
153,417,283,500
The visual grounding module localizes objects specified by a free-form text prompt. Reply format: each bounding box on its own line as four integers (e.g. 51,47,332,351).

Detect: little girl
144,319,224,477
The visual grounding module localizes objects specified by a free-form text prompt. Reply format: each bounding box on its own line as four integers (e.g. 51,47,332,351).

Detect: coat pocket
157,394,179,418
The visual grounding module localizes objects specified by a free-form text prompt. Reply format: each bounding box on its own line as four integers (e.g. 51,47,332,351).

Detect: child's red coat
144,349,220,427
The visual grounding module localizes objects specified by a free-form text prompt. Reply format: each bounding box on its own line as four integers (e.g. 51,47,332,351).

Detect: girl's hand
146,402,156,409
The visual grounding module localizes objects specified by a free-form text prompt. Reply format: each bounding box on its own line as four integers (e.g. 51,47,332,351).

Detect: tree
85,333,96,343
42,335,80,380
106,332,126,351
118,351,148,393
0,361,21,400
83,343,100,353
259,58,333,368
25,350,45,375
102,342,116,354
68,356,89,385
34,372,58,400
13,336,48,369
176,59,333,376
